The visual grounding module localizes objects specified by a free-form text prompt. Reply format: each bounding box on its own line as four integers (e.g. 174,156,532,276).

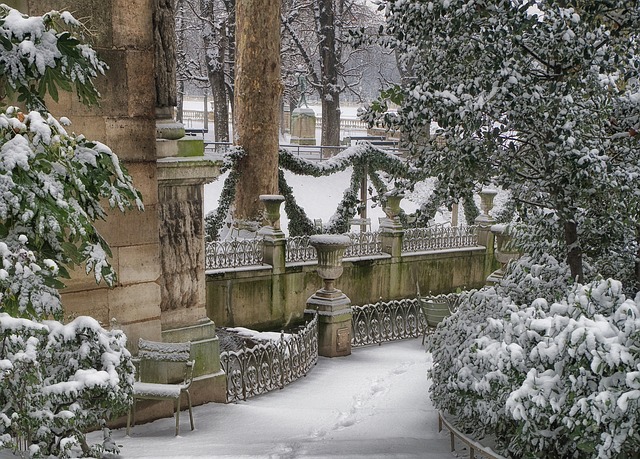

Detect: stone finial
476,188,498,225
309,234,351,293
475,188,498,247
259,194,285,230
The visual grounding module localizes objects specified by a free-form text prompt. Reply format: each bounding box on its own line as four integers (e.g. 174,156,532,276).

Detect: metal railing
439,413,507,459
284,231,383,264
285,235,316,263
208,226,480,269
402,225,479,253
205,237,264,270
220,314,318,402
344,231,382,258
351,294,460,347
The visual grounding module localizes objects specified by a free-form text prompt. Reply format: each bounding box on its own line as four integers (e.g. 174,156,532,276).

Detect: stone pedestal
290,107,316,145
475,189,499,281
304,235,352,358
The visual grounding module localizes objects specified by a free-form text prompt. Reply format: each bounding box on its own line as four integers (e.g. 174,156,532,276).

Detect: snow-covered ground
93,339,457,458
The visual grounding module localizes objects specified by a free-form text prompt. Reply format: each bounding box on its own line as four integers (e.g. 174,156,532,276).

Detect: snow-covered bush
0,5,140,457
0,313,134,457
428,270,640,458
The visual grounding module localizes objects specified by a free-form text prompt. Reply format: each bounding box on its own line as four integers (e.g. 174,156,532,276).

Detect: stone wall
206,247,490,330
19,0,162,349
14,2,227,421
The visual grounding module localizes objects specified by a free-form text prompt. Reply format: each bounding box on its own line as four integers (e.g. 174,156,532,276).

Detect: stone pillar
157,151,226,404
290,107,317,145
305,235,352,358
380,193,405,261
258,195,286,274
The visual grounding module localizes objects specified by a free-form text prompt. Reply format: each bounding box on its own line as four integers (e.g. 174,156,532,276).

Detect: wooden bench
126,339,195,436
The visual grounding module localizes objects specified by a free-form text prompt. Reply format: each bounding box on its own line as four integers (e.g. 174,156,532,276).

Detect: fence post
259,195,286,274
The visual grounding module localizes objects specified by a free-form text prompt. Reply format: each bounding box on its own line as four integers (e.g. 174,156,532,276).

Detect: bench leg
186,390,194,431
126,400,136,436
175,395,181,436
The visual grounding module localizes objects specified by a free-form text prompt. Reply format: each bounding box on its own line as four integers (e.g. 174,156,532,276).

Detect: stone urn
381,192,404,232
475,188,498,246
487,224,521,283
307,234,353,358
259,194,285,230
476,188,498,222
309,234,351,293
383,192,404,221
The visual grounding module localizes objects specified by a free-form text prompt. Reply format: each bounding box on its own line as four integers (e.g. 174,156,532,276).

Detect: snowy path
102,339,455,458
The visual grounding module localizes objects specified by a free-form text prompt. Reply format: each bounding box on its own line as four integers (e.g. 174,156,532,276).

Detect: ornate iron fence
285,235,316,263
285,231,382,263
344,231,382,258
402,225,478,253
351,294,461,347
220,314,318,402
207,225,478,269
205,237,264,270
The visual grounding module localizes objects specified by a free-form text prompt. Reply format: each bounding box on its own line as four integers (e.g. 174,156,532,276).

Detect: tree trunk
153,0,177,110
564,219,584,283
317,0,341,150
233,0,282,224
200,0,230,143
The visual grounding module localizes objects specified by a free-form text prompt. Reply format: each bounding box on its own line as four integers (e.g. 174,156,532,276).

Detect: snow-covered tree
364,0,640,283
0,5,140,456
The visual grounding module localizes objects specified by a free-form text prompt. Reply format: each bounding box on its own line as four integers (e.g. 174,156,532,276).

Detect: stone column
305,235,352,357
156,152,226,404
258,195,286,274
24,0,163,352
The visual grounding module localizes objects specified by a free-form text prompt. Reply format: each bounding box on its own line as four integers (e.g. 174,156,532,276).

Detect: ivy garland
205,143,479,240
278,169,316,236
204,147,245,241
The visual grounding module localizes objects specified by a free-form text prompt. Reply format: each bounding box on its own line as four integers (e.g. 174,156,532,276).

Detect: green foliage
366,0,640,282
0,6,138,457
428,268,640,458
0,314,134,458
0,6,106,111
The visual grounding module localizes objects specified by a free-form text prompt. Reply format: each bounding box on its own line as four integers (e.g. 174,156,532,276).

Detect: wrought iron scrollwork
205,237,264,270
220,314,318,402
351,294,460,347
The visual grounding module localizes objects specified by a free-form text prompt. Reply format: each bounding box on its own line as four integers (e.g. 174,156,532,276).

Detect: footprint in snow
390,360,414,375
